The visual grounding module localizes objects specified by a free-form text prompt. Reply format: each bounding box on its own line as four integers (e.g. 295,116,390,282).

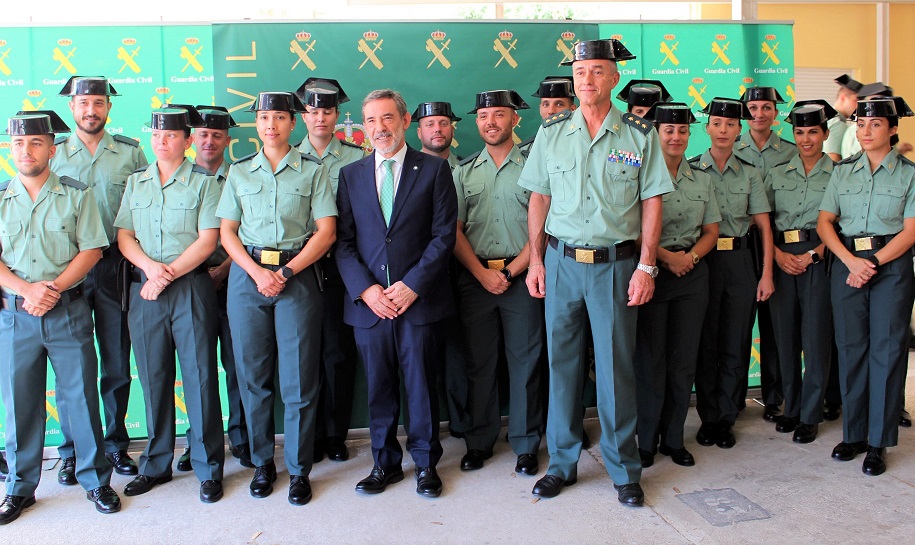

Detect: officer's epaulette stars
543,110,572,128
191,164,211,176
233,151,258,165
458,151,481,167
54,135,68,146
301,152,322,164
0,180,10,192
59,175,88,190
113,134,141,147
622,113,651,135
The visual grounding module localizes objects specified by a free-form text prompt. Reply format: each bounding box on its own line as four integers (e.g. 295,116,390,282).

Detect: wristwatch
807,249,821,264
637,263,659,278
690,251,700,265
500,267,513,282
280,266,295,279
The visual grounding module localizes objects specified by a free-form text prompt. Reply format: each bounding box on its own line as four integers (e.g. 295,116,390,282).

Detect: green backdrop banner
0,20,791,447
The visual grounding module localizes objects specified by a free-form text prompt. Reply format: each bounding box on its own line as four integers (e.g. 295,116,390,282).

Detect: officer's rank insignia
609,149,642,167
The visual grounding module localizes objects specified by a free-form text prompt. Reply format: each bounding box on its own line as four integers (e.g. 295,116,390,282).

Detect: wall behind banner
0,20,792,447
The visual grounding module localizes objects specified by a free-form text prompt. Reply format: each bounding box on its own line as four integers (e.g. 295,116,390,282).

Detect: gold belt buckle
575,249,595,264
854,237,874,251
487,259,506,270
716,238,734,251
783,230,801,244
260,250,281,266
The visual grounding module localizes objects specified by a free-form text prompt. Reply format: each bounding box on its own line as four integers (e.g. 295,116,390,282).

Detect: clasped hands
360,282,418,319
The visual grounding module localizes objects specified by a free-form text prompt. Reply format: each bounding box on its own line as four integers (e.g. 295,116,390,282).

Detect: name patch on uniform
608,149,642,167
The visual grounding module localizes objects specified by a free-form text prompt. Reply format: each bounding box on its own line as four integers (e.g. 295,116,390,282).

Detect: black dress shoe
823,403,841,421
531,474,576,498
900,409,913,428
716,424,736,449
415,466,443,498
87,485,121,514
792,423,818,444
0,495,35,525
832,441,867,461
515,454,539,475
862,446,887,476
638,449,655,468
763,404,782,422
230,444,254,468
355,465,404,494
775,416,798,433
176,448,192,472
659,444,695,467
582,428,592,450
288,476,312,505
124,474,172,496
326,437,349,462
696,422,718,447
613,483,644,506
199,480,223,503
249,462,277,498
106,450,138,476
460,449,492,471
58,457,77,486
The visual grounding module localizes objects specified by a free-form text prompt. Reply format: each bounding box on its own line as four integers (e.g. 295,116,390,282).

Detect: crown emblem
765,34,776,40
156,87,170,94
560,31,575,41
498,30,513,41
296,31,311,41
716,34,727,40
663,34,675,40
363,30,379,41
0,40,7,47
27,90,41,97
57,39,72,46
611,34,623,40
185,37,199,45
743,77,754,84
122,38,137,46
692,78,704,84
431,30,446,41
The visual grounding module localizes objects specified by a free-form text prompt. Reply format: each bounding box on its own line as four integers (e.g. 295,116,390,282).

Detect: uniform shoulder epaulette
0,180,10,192
233,151,258,165
59,175,88,190
113,134,140,147
458,151,481,167
301,152,322,164
622,113,652,135
899,155,915,168
542,110,572,127
54,135,68,146
687,154,702,165
132,165,147,174
292,139,305,149
837,152,862,166
518,136,535,149
771,159,791,170
340,139,363,150
191,164,212,176
735,155,755,167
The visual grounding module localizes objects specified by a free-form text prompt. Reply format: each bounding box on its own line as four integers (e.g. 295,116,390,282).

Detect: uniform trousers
227,262,322,476
543,240,640,485
129,271,224,481
1,297,111,496
57,251,132,458
635,261,709,451
831,251,914,447
696,248,757,426
770,240,832,425
216,284,247,449
457,267,543,454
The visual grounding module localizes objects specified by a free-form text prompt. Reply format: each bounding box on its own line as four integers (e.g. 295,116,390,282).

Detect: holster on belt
312,260,326,293
748,224,763,279
117,258,134,312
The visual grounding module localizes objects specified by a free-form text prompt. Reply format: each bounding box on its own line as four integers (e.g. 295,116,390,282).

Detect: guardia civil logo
426,30,450,69
181,37,205,73
0,40,12,77
290,31,317,71
493,30,517,69
0,141,14,177
555,31,576,66
688,78,708,110
358,30,383,70
118,38,141,74
712,34,731,65
22,89,45,112
660,34,680,66
151,86,173,110
53,38,77,75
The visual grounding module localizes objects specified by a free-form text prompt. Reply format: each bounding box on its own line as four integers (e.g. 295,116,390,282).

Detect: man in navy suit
335,89,457,498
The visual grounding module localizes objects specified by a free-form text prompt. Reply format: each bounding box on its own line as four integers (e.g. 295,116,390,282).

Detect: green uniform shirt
297,136,365,194
659,159,722,250
690,151,770,238
841,124,862,159
820,148,915,236
206,161,230,267
50,131,149,243
0,173,108,295
824,115,850,157
215,146,337,250
446,153,460,171
765,153,834,232
114,159,221,264
733,131,796,180
454,146,529,259
518,107,673,246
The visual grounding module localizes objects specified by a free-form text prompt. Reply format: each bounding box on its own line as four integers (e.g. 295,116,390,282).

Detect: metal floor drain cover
677,488,772,527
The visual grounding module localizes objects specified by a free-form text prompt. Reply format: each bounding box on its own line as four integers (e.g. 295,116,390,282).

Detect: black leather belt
777,228,819,244
548,236,636,264
477,256,516,270
2,285,83,312
715,235,751,251
247,245,301,267
843,234,895,252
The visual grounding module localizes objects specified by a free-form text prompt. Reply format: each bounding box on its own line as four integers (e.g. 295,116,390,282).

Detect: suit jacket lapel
388,147,420,228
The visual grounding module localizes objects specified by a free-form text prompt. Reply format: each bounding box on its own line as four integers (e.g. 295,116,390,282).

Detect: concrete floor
4,360,915,544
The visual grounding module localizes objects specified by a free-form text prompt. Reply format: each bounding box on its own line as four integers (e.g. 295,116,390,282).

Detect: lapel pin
413,166,418,170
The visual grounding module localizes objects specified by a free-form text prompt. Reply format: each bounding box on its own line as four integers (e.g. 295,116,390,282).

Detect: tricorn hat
533,77,575,99
468,90,529,114
58,76,119,97
195,105,239,130
701,97,753,120
643,102,697,125
247,92,307,113
786,100,838,127
295,78,350,109
4,112,71,136
740,86,786,104
560,39,636,66
412,102,461,122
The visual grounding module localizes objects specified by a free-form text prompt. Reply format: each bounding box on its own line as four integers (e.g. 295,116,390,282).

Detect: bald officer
0,113,120,524
519,39,673,506
295,78,365,463
50,76,148,482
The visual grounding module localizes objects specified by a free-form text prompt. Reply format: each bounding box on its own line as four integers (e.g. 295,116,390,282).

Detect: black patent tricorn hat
468,90,529,114
855,98,898,119
560,39,636,66
701,97,753,120
295,78,350,109
412,102,461,122
786,100,838,127
13,110,72,133
857,82,893,99
195,105,239,130
834,74,863,93
5,112,71,136
533,77,574,99
740,86,785,104
248,92,307,113
147,107,205,130
616,79,672,106
643,102,697,125
58,76,119,97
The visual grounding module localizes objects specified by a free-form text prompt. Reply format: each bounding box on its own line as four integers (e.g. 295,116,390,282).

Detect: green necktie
380,159,395,226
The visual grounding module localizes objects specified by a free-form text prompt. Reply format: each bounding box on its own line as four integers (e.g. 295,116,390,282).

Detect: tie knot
383,159,394,174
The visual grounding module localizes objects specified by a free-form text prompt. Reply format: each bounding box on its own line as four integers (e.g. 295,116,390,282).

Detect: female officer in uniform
216,92,337,504
635,102,720,468
765,100,837,444
817,97,915,476
691,98,774,450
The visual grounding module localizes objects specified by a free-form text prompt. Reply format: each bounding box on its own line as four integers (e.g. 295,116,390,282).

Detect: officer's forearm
874,217,915,265
453,226,486,277
169,229,218,278
0,261,31,296
638,195,663,265
53,249,102,291
509,243,531,277
527,192,550,266
220,220,263,279
753,212,775,277
118,229,156,271
692,222,720,259
817,211,855,265
286,216,336,275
